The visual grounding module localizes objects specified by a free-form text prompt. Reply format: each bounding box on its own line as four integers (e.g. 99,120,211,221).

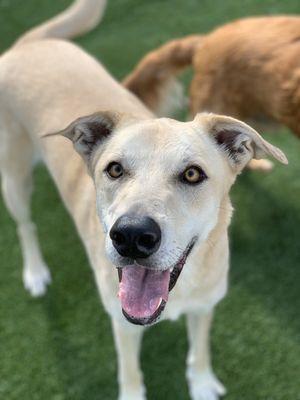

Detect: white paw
187,369,226,400
23,264,51,297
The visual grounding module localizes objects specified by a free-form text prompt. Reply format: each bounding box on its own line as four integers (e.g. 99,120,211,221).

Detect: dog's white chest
161,262,228,321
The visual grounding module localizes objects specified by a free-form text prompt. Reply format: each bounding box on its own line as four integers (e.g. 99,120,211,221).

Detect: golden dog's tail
15,0,107,46
123,35,202,116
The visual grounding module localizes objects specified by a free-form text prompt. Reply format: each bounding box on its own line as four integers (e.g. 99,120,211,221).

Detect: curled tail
123,35,202,116
15,0,107,46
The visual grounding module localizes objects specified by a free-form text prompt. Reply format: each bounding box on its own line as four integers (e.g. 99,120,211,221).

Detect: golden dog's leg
112,318,146,400
186,311,226,400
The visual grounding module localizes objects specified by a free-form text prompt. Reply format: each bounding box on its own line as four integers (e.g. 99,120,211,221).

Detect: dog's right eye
106,162,124,179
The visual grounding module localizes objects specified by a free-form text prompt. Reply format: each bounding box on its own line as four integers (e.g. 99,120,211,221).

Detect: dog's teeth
155,298,163,311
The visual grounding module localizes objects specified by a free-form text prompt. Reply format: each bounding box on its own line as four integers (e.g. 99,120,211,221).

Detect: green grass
0,1,300,399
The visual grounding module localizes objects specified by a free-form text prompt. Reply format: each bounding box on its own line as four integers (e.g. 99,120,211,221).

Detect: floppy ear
196,113,288,171
44,111,121,168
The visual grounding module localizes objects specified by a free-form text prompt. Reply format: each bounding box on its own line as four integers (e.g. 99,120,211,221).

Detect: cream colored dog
0,2,288,400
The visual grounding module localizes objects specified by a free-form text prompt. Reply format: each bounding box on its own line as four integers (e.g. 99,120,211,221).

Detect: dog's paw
23,264,51,297
187,369,226,400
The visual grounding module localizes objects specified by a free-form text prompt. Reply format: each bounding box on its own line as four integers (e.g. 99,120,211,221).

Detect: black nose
109,215,161,259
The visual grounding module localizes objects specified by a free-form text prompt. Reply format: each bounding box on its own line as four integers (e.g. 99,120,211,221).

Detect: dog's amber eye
106,162,124,179
181,166,207,185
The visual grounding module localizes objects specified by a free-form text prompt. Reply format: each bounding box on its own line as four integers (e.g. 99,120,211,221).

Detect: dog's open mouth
117,238,196,326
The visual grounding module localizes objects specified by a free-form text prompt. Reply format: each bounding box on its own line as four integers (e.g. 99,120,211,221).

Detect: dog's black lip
118,268,122,282
117,236,197,325
168,237,197,292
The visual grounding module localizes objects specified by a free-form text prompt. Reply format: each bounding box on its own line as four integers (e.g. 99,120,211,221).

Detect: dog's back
124,15,300,137
190,16,300,133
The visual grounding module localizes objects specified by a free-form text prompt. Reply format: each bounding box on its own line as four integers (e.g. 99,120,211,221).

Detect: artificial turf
0,1,299,399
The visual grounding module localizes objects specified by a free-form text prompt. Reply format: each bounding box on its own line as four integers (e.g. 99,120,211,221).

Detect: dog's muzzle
110,215,197,326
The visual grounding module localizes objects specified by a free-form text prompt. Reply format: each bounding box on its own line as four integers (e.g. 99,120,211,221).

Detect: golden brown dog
124,16,300,138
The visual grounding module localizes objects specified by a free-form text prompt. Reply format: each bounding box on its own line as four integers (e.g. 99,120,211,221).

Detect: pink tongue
118,266,170,320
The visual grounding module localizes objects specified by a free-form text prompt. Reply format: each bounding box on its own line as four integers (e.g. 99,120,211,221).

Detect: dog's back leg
0,113,51,296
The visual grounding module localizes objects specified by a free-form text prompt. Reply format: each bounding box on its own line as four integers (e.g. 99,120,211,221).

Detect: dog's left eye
106,162,124,179
181,166,207,185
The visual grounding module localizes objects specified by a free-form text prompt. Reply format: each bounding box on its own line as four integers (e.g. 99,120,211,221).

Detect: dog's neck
197,194,232,261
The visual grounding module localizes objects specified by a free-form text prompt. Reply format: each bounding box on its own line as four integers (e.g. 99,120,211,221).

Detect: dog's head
54,111,287,325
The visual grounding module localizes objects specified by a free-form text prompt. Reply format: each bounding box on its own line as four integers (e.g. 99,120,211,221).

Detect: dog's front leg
186,310,226,400
112,318,146,400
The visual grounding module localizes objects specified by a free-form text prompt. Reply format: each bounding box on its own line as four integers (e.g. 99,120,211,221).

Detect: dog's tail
15,0,107,47
123,35,202,116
